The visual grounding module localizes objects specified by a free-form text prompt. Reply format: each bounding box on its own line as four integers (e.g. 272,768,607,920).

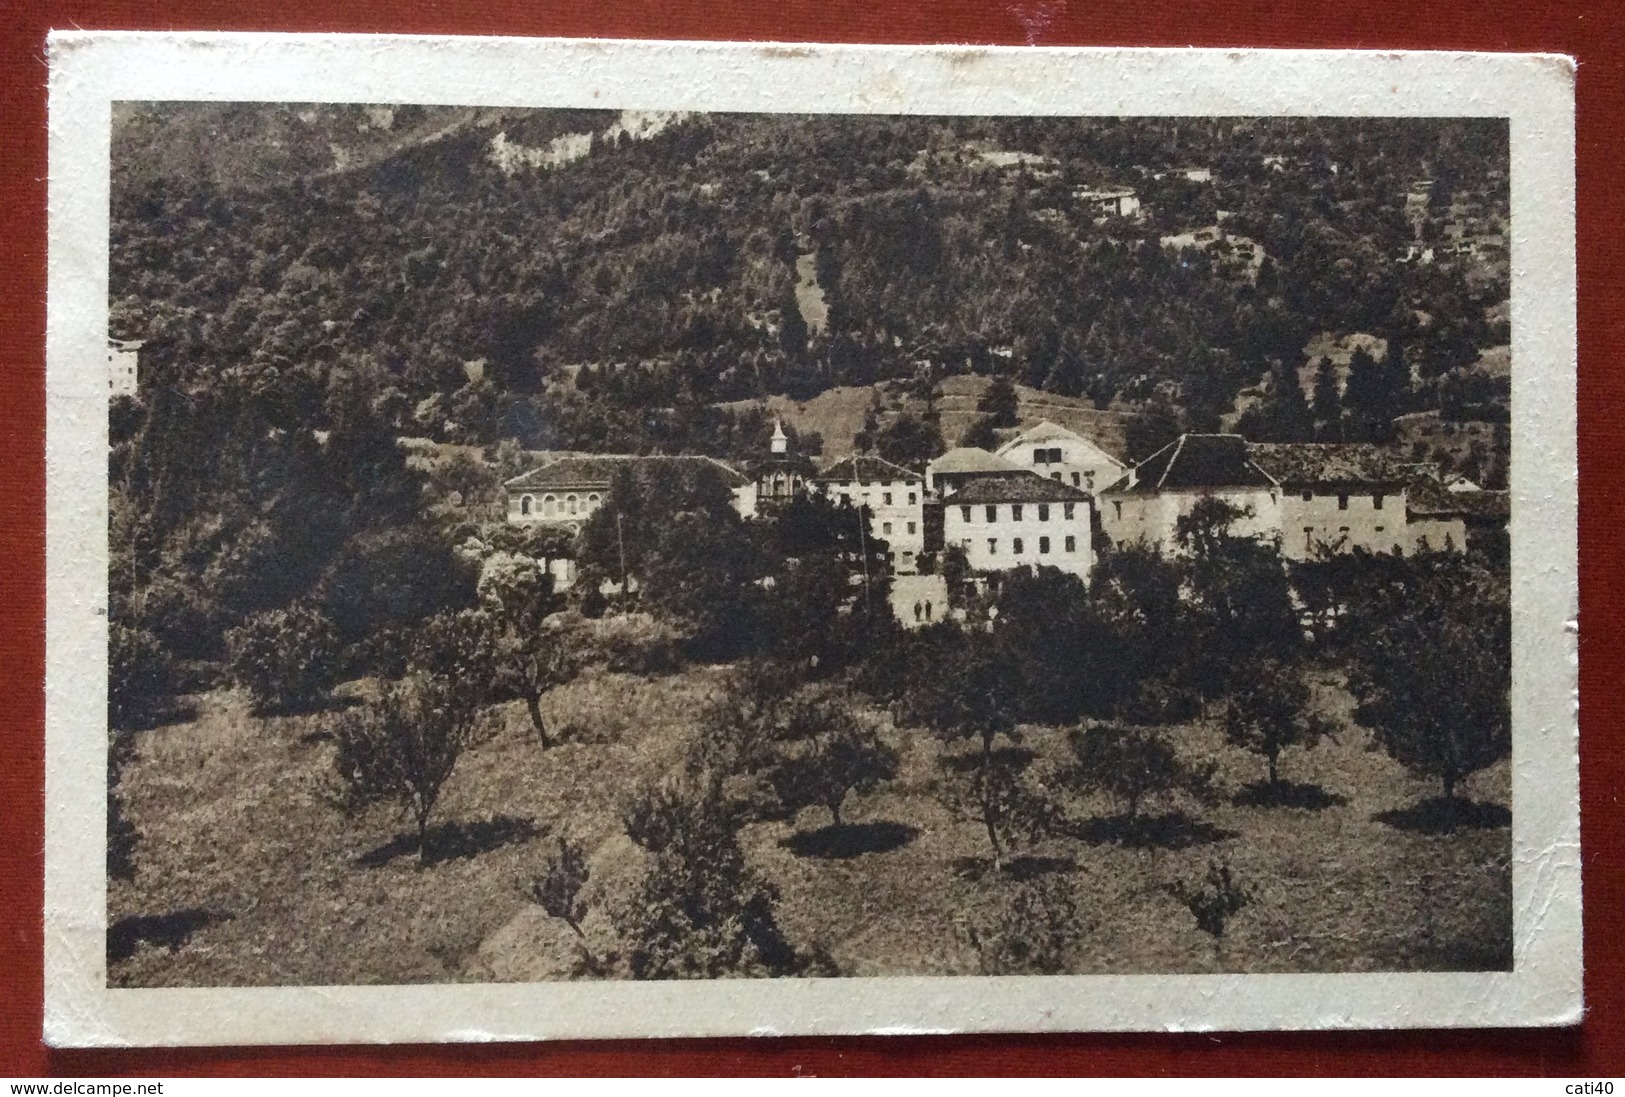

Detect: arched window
587,493,601,507
567,494,579,515
543,495,557,516
520,495,533,515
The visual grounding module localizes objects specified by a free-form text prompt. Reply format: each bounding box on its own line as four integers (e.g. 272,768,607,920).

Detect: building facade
1247,443,1412,561
505,454,755,528
996,419,1127,496
814,454,927,574
1098,434,1282,551
943,476,1094,581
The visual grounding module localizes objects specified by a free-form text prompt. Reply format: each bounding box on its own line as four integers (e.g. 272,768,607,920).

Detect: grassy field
109,663,1510,986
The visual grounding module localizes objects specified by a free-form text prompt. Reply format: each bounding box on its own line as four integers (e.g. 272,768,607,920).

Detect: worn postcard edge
42,33,1580,1045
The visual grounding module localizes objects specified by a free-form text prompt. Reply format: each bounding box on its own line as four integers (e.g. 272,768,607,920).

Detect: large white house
814,454,927,574
505,454,756,527
943,475,1094,581
995,419,1127,496
1246,442,1413,560
1098,434,1283,552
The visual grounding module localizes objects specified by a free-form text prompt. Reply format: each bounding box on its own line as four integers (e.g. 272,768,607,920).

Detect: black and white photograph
45,36,1579,1042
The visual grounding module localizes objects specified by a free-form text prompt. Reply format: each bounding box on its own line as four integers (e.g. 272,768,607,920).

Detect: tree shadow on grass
1232,780,1348,811
1067,812,1238,850
950,855,1076,882
357,813,543,868
107,908,227,964
781,821,920,860
1374,797,1511,834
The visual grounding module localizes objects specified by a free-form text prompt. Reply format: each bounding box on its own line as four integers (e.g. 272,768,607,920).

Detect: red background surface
1,0,1619,1078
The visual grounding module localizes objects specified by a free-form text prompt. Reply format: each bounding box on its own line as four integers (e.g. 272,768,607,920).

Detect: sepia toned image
45,36,1578,1042
104,102,1516,986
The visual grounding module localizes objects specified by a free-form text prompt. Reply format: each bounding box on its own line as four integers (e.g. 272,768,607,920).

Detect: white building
1098,434,1282,552
108,339,142,398
505,454,755,527
1074,187,1142,220
943,475,1094,581
814,454,927,574
995,420,1126,496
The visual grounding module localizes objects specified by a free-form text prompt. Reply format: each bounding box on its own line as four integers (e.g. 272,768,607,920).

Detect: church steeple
770,417,788,455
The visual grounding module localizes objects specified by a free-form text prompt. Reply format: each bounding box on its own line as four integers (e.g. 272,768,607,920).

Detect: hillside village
105,107,1515,987
499,414,1507,626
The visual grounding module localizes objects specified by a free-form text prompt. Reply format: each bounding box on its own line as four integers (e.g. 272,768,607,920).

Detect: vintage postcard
44,34,1579,1044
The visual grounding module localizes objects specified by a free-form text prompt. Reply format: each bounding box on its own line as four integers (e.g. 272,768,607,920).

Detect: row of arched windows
517,492,602,517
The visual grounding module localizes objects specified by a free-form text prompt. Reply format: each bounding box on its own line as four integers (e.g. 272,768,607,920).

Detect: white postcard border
44,33,1580,1045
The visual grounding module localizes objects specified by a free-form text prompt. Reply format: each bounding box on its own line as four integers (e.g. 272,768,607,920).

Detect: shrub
109,623,177,732
616,773,801,979
1068,723,1216,823
766,691,898,827
226,603,342,714
526,836,591,937
331,671,488,865
1171,859,1250,941
1222,657,1331,788
966,876,1088,975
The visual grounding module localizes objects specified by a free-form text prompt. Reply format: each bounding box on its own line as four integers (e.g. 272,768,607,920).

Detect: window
1012,504,1023,521
907,522,917,534
1050,447,1063,463
961,505,972,522
1039,536,1051,554
1013,537,1024,555
988,538,998,555
1085,472,1095,489
1374,493,1384,510
1033,447,1050,464
884,492,893,505
1064,503,1076,520
1305,527,1314,552
883,522,893,535
1038,504,1050,521
567,494,579,514
986,505,998,522
1051,472,1062,481
1375,525,1385,533
1339,526,1350,534
1064,535,1076,552
1302,490,1313,501
520,495,533,515
587,493,600,506
543,495,557,516
908,492,917,505
1337,493,1349,510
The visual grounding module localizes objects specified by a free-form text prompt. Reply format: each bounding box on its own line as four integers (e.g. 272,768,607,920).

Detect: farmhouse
1405,476,1511,553
504,454,755,528
1074,187,1142,219
1246,443,1412,560
943,475,1094,580
814,454,927,574
995,419,1126,495
926,446,1026,498
1098,433,1282,551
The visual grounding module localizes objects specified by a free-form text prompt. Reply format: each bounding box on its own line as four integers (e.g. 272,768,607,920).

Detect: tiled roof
928,447,1022,476
1247,442,1408,487
1406,477,1511,522
1111,434,1278,494
815,454,923,483
947,474,1093,504
505,454,748,492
